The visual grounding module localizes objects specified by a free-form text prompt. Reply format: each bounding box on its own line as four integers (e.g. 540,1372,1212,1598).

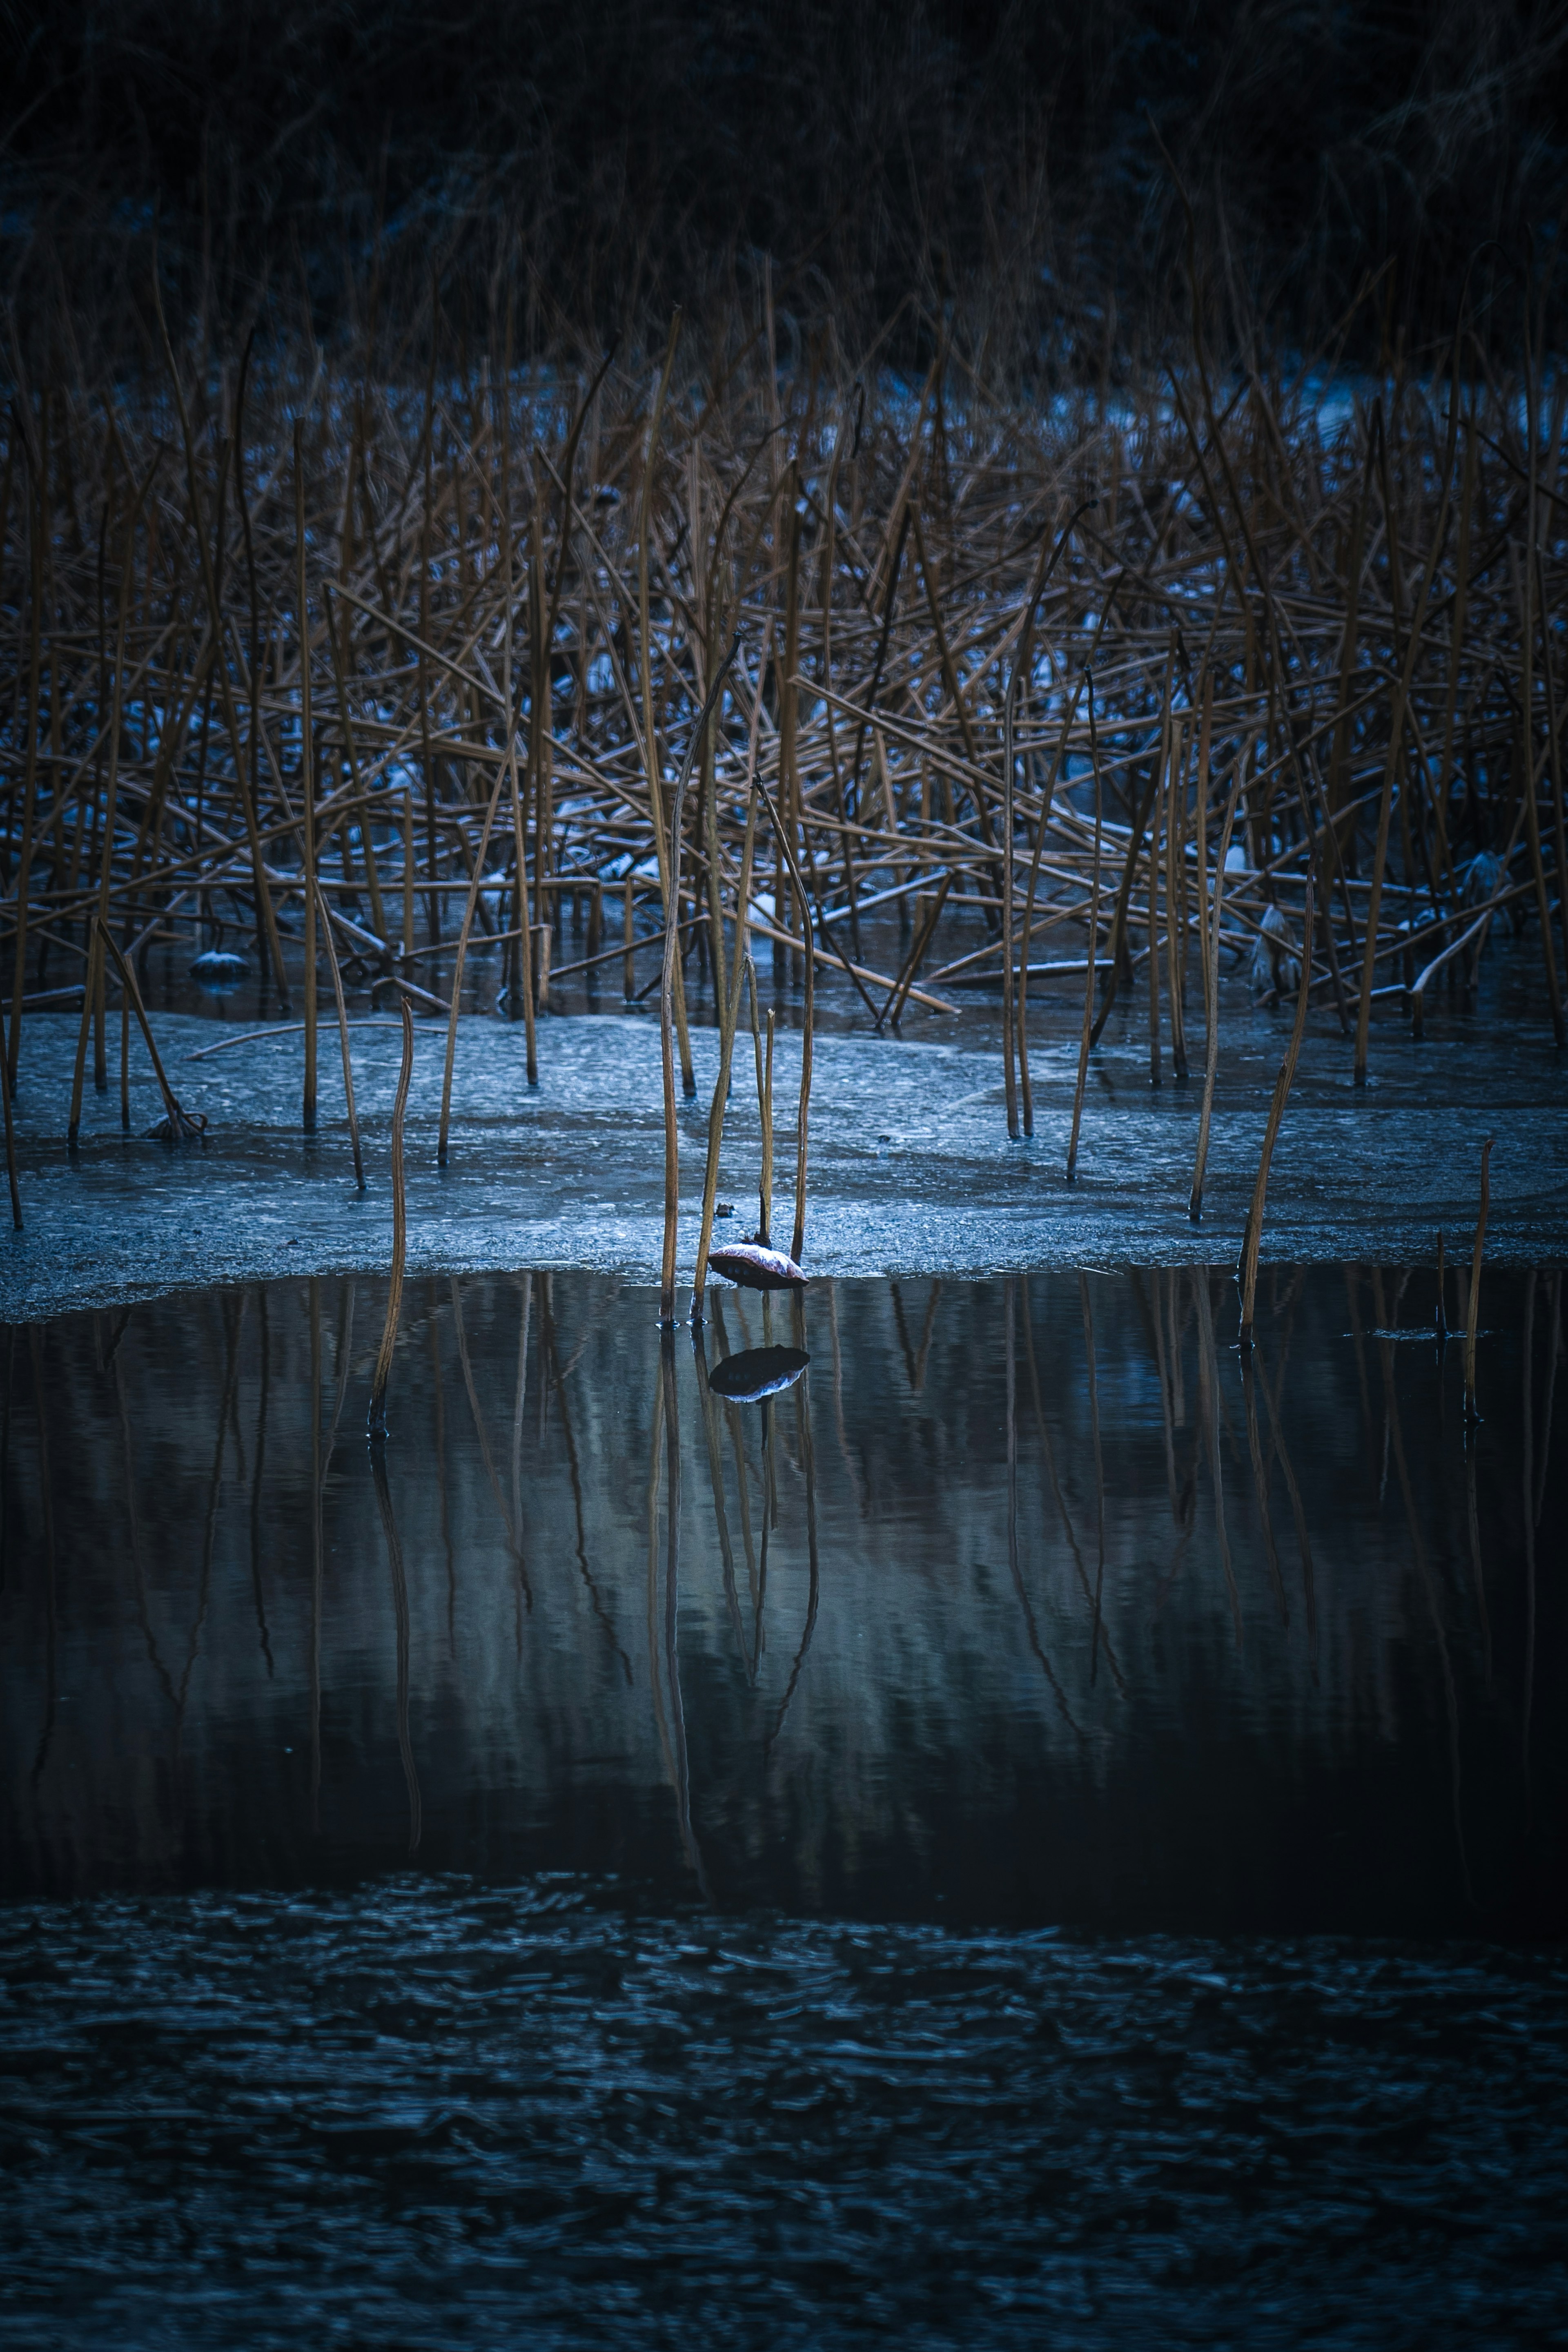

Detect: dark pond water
2,1267,1565,2345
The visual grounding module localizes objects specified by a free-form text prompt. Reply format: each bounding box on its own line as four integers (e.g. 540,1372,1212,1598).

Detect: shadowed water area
1,1267,1565,2345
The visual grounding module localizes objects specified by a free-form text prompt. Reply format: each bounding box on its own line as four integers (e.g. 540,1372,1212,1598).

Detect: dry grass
0,303,1564,1234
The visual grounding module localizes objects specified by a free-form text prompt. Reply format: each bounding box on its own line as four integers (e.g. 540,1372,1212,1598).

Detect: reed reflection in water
2,1265,1561,1934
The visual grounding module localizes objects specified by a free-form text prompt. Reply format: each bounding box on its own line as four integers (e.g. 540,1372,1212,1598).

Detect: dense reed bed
0,309,1564,1224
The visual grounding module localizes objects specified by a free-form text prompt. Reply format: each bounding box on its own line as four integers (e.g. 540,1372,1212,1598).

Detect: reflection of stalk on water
1003,1279,1081,1734
711,1295,762,1670
451,1275,531,1625
370,1441,423,1855
367,997,414,1442
1194,1268,1242,1649
1240,1349,1289,1625
1130,1268,1180,1516
1376,1298,1471,1902
541,1278,631,1684
1466,1419,1492,1693
177,1291,247,1751
693,1323,750,1674
889,1282,917,1390
426,1280,457,1655
891,1279,943,1395
323,1282,356,1467
1463,1135,1493,1426
1,1329,13,1577
510,1273,532,1584
1344,1266,1373,1460
825,1281,866,1518
250,1285,275,1676
645,1341,706,1891
754,1398,774,1674
1080,1273,1109,1684
662,1335,708,1894
1522,1271,1536,1791
307,1278,357,1819
1167,1268,1189,1431
310,1279,323,1821
1255,1329,1318,1668
116,1346,175,1712
27,1328,57,1786
765,1294,821,1753
421,1289,456,1656
646,1360,675,1775
1535,1273,1561,1529
1019,1275,1125,1690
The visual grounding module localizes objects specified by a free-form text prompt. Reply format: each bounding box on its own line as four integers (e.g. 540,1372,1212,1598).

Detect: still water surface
1,1267,1564,2345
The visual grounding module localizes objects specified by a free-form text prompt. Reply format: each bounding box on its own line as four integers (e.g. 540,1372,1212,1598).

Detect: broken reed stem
368,994,416,1441
314,874,365,1189
1463,1134,1493,1425
1237,876,1314,1347
1066,669,1103,1184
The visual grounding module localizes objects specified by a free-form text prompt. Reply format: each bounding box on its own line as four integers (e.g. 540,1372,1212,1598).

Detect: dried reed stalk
368,995,415,1440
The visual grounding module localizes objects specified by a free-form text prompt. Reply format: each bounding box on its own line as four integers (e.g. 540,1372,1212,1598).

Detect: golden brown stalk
641,310,695,1096
95,921,206,1141
1538,546,1568,997
1147,698,1165,1086
368,995,416,1441
1017,668,1087,1132
659,633,739,1324
1166,712,1189,1077
1191,689,1245,1222
69,454,157,1146
313,873,365,1189
692,659,767,1323
1066,670,1105,1184
1435,1228,1448,1342
1237,876,1314,1348
437,764,509,1166
1353,400,1456,1084
152,276,291,1016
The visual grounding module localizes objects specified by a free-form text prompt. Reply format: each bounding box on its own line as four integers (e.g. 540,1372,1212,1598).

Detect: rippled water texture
2,1268,1565,2345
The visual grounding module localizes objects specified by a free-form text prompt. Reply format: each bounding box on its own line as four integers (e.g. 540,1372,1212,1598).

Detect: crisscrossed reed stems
0,323,1560,1232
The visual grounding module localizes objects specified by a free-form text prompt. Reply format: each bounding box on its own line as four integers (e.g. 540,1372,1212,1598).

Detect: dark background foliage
3,0,1567,370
